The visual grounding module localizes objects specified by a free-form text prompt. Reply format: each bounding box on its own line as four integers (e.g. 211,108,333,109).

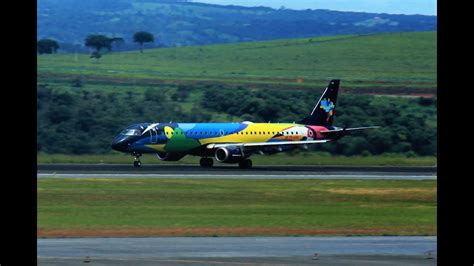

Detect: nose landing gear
132,152,142,167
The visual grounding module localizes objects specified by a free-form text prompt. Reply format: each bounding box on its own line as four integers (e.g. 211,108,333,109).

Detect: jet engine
155,152,185,161
214,147,243,163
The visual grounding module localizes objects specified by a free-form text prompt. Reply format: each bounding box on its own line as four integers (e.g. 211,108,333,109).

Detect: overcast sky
191,0,437,15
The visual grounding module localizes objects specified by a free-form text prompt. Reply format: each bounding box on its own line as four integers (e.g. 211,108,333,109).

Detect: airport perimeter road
38,236,437,265
37,164,436,180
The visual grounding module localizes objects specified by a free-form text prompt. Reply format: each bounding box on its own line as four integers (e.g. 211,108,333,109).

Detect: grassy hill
38,31,437,93
38,0,436,51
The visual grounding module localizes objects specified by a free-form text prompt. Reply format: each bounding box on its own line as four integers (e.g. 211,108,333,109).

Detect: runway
37,165,437,264
38,236,437,265
37,164,436,179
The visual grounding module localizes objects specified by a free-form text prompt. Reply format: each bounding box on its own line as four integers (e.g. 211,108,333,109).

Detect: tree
90,51,102,61
37,39,59,54
85,35,124,59
133,31,154,53
85,34,112,52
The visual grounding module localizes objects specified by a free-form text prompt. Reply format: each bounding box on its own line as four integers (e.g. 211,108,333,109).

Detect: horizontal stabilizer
320,126,380,134
320,126,380,140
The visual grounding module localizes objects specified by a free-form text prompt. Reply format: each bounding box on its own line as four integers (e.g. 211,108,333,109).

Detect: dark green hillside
38,0,436,51
37,83,436,156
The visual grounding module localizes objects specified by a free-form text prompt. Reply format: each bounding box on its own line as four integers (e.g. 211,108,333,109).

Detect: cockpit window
121,129,141,136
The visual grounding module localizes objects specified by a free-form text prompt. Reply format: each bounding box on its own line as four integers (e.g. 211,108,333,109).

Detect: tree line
37,83,436,156
37,31,155,56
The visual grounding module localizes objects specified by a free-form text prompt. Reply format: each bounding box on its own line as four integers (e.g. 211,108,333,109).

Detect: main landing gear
238,159,252,169
132,152,142,167
200,157,253,168
200,157,214,167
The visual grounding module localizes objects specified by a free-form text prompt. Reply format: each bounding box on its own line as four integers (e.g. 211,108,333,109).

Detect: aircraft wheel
238,159,252,169
133,160,141,167
200,158,214,167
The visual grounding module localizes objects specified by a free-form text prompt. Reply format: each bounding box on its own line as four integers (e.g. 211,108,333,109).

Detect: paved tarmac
37,165,437,264
38,236,437,265
37,164,436,180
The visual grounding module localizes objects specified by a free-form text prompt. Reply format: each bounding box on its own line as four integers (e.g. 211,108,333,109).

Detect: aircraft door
150,128,158,143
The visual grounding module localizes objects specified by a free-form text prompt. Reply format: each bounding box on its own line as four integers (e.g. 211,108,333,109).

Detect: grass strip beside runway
37,153,437,166
38,178,436,237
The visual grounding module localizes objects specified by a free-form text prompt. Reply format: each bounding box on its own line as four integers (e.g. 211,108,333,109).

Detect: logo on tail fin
320,98,335,121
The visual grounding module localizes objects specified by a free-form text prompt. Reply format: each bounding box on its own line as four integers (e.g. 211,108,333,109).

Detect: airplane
111,80,379,168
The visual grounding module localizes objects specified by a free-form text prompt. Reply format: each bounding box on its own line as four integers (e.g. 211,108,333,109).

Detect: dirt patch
37,227,430,238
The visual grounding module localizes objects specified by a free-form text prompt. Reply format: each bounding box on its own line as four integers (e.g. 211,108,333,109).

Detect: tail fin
299,79,340,126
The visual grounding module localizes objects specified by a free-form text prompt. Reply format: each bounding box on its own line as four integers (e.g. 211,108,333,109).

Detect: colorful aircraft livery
112,80,379,168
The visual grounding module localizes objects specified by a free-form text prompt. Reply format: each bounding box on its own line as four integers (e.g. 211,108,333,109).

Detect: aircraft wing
206,139,331,150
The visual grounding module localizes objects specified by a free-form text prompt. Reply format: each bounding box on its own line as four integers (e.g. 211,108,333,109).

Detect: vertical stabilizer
299,80,340,126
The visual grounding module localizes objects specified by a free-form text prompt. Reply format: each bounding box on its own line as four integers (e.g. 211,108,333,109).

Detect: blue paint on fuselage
177,123,248,137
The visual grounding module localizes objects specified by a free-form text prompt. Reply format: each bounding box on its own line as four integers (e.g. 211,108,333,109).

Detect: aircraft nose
111,136,130,152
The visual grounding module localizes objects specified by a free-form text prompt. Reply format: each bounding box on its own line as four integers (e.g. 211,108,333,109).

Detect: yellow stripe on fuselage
199,123,300,144
145,144,166,152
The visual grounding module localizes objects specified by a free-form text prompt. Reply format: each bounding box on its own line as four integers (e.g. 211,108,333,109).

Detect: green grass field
38,32,436,92
37,152,437,166
37,178,436,237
